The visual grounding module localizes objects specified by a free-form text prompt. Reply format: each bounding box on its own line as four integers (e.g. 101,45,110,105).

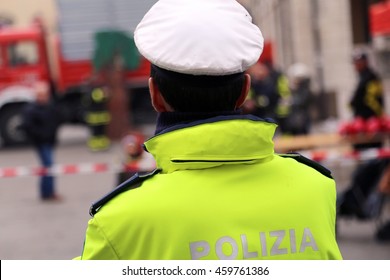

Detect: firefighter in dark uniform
349,50,384,150
350,51,384,125
338,50,388,225
85,87,111,151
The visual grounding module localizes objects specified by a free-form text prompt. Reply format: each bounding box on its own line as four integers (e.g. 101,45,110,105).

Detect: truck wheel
0,106,29,146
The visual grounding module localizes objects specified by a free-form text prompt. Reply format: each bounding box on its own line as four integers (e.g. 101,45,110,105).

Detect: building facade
239,0,388,120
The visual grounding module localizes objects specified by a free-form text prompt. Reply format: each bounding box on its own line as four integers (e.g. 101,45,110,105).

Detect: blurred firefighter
243,62,292,134
338,50,389,241
85,86,111,151
284,63,313,135
243,62,279,119
268,64,292,134
349,50,384,130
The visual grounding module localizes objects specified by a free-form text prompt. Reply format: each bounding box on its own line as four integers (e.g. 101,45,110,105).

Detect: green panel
93,30,140,71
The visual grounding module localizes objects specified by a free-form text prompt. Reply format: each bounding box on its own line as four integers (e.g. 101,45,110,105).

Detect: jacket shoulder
278,153,333,179
89,169,161,216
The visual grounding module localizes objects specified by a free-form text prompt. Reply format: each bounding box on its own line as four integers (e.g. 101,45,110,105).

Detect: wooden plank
274,133,388,152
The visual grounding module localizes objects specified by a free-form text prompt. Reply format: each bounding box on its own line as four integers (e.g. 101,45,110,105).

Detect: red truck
0,0,157,146
370,0,390,76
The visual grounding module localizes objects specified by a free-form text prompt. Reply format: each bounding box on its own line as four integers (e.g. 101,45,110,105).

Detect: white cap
134,0,264,76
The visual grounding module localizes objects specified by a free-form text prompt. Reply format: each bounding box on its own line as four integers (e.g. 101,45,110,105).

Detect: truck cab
0,22,50,146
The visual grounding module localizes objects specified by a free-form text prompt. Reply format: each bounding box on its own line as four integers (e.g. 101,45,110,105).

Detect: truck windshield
7,41,38,67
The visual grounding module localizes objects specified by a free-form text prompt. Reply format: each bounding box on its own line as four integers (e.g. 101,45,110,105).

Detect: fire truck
0,0,157,146
370,1,390,77
370,0,390,110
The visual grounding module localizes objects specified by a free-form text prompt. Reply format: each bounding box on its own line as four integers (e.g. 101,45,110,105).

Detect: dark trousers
36,144,55,199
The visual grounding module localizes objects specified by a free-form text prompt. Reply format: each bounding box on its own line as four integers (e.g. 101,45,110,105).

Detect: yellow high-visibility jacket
78,115,342,260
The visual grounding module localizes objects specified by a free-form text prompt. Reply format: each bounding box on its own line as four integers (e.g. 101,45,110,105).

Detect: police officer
76,0,342,260
85,87,111,151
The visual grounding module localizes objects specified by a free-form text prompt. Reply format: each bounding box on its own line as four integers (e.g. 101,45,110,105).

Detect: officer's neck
154,110,241,135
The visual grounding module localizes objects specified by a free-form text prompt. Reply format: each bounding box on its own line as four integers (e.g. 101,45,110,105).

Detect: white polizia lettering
189,227,318,260
216,236,239,259
300,227,319,252
270,230,288,256
189,240,210,260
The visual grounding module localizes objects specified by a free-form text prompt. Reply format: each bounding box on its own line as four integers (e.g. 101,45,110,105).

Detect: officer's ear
148,77,173,112
235,74,251,109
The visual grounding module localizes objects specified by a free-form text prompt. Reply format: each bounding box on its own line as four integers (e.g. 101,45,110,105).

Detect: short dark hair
150,65,245,112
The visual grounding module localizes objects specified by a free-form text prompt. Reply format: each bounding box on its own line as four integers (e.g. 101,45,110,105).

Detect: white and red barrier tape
299,148,390,163
2,148,390,178
0,162,156,179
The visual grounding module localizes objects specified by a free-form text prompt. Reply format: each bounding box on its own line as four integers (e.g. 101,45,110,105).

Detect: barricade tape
2,148,390,178
299,148,390,163
0,162,156,178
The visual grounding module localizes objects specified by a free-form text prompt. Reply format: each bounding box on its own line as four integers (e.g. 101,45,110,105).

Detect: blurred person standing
116,131,155,185
21,81,61,201
243,62,292,135
337,50,387,222
76,0,341,260
375,165,390,242
266,62,292,134
243,62,279,120
284,63,313,135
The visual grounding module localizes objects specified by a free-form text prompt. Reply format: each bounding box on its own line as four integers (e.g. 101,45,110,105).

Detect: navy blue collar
154,111,275,136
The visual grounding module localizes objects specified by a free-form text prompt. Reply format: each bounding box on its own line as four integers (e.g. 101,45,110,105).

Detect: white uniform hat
134,0,264,76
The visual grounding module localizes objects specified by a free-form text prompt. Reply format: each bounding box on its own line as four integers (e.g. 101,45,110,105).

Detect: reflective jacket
79,115,342,260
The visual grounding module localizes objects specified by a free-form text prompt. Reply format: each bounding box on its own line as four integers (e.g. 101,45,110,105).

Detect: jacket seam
93,216,121,259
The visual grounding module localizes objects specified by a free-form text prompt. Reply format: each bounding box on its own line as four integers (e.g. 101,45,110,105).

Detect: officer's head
134,0,264,113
